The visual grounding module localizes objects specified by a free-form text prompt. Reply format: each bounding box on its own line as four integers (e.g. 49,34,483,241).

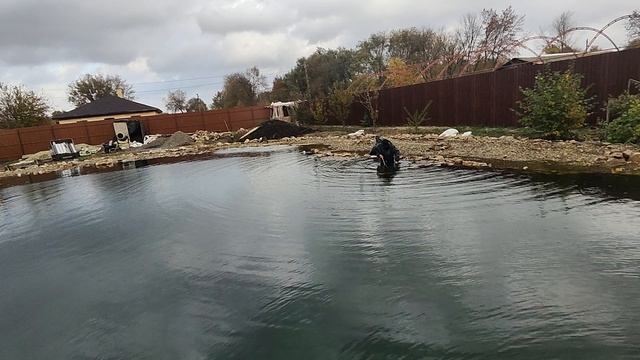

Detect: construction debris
191,130,237,143
21,150,51,162
76,144,102,156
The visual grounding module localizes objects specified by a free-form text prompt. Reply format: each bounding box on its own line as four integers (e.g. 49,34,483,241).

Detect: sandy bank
2,127,640,182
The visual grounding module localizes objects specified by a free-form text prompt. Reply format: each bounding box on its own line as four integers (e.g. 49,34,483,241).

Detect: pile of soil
240,120,313,141
161,132,195,149
142,131,195,150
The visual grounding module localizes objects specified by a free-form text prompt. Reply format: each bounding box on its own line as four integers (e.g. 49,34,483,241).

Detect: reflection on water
1,146,639,359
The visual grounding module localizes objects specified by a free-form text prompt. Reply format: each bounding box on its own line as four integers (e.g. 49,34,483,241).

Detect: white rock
438,128,459,138
347,129,365,138
460,131,472,138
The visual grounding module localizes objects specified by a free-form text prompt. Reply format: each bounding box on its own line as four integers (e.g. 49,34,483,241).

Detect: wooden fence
0,106,270,161
342,47,640,127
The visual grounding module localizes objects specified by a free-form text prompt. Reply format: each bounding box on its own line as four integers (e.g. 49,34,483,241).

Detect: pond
1,146,639,359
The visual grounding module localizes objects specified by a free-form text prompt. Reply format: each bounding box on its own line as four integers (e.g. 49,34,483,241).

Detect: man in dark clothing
369,136,400,173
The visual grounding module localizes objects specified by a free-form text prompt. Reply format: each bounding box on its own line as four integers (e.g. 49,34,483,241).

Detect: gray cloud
0,0,636,111
0,0,183,65
196,1,289,35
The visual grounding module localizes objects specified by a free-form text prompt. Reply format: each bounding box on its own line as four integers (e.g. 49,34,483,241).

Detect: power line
135,81,226,94
37,72,280,92
133,72,278,86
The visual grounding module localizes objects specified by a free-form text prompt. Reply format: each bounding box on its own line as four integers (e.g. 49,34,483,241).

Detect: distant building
500,49,617,69
52,95,162,124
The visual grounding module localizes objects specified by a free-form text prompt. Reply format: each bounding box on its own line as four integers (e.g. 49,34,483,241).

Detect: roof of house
52,95,162,120
500,49,617,69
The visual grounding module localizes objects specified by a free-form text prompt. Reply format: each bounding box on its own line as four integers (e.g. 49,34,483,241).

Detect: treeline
0,74,136,129
207,9,640,124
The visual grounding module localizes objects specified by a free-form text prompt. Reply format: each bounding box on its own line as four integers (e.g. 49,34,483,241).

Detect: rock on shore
3,128,640,180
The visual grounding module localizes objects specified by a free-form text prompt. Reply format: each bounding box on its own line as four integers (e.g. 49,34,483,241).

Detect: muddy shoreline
2,127,640,186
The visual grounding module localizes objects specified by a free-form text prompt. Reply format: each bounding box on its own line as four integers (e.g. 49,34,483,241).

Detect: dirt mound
140,137,166,149
141,132,195,150
161,131,195,149
240,120,312,141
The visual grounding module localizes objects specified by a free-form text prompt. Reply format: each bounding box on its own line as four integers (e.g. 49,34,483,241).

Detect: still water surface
1,147,640,359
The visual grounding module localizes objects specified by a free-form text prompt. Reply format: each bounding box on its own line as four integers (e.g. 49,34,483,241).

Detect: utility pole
303,61,311,99
196,93,204,112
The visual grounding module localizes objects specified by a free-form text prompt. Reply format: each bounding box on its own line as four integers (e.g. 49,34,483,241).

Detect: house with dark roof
52,95,162,124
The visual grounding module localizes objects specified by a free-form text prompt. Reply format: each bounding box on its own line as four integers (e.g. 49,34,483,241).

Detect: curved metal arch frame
585,14,633,51
372,13,633,82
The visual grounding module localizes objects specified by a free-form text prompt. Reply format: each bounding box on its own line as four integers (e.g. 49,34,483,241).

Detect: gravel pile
161,131,195,149
141,131,195,150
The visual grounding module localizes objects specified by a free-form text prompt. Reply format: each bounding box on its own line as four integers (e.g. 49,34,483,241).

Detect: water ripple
1,147,639,359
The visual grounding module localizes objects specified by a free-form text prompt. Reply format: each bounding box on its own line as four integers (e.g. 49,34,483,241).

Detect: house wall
56,111,161,124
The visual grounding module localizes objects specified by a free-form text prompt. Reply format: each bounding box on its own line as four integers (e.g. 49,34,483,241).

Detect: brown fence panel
86,119,116,145
227,107,260,130
473,72,494,126
453,75,473,126
176,112,205,133
441,79,456,126
144,114,178,135
52,122,90,144
422,80,440,126
17,125,55,155
0,129,22,161
248,107,270,129
203,111,231,132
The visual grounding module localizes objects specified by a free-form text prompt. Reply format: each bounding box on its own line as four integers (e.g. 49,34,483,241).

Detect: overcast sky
0,0,636,112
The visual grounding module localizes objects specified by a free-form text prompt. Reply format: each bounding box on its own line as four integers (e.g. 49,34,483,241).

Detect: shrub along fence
341,47,640,127
0,106,270,161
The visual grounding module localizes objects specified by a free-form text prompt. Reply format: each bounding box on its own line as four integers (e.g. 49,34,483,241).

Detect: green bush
310,100,328,125
293,102,316,125
605,95,640,143
327,83,353,126
608,92,639,119
517,68,591,140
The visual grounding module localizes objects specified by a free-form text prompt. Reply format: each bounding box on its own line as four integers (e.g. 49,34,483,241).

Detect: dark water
1,146,640,359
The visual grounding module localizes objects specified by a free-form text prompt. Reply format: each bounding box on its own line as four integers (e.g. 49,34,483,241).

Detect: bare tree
628,10,640,42
477,7,525,69
549,11,576,53
245,66,267,96
456,13,483,64
164,90,187,113
348,75,387,127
